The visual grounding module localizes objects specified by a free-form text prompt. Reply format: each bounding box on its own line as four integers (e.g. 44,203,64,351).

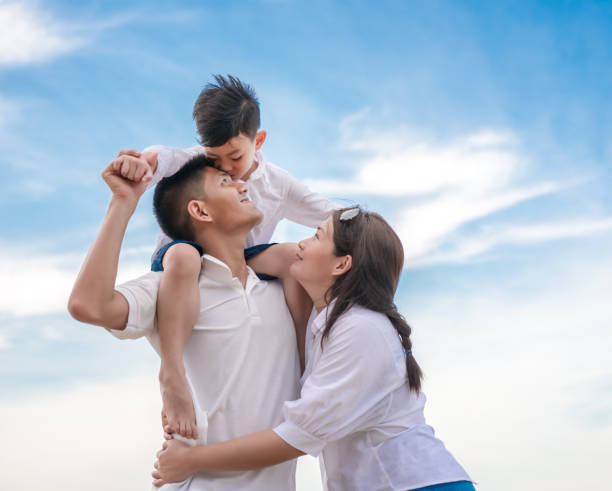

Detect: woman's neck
301,280,333,313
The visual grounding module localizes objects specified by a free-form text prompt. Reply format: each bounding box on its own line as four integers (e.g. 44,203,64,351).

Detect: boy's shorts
151,240,278,280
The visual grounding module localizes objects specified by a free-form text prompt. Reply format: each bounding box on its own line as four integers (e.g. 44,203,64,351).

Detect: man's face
204,131,264,181
201,167,263,231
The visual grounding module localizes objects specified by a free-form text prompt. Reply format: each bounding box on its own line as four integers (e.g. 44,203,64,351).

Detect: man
68,153,300,490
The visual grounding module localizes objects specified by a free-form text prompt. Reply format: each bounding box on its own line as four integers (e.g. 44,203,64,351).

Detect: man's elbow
68,295,101,325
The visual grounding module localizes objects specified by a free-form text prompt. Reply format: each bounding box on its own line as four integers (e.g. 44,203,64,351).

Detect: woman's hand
152,439,194,487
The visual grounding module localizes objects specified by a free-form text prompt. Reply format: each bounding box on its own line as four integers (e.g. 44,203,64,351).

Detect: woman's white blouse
273,304,472,491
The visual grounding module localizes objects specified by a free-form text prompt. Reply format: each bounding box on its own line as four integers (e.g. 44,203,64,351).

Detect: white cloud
416,217,612,266
0,374,322,490
412,258,612,491
0,1,83,65
1,250,611,491
0,243,151,317
305,112,600,265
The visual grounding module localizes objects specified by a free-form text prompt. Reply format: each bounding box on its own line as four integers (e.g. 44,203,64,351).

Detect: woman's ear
332,254,352,277
187,200,212,223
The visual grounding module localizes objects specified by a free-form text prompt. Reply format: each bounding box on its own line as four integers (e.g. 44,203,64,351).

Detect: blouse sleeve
273,313,399,456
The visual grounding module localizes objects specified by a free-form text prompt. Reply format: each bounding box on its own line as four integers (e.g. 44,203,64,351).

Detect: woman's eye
231,156,242,162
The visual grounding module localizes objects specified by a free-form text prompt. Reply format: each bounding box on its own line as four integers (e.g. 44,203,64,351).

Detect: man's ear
331,255,352,277
255,130,267,150
187,200,212,223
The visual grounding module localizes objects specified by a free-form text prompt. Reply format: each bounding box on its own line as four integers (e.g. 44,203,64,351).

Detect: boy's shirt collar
246,150,266,181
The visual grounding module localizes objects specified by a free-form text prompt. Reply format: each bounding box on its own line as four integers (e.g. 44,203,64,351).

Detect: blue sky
1,1,611,490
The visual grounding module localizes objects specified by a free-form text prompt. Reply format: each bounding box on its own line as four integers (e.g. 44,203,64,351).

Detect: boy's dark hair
153,155,216,241
192,74,260,147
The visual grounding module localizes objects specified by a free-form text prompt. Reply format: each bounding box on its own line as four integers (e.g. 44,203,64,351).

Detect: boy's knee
162,243,202,277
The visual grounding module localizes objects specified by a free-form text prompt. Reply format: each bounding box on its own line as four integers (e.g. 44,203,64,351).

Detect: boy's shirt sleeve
144,145,206,188
282,170,340,228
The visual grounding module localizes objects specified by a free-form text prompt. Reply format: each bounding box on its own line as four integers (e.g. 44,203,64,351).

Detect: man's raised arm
68,153,156,330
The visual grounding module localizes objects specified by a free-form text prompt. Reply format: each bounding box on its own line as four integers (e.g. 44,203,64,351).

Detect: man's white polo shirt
109,254,300,490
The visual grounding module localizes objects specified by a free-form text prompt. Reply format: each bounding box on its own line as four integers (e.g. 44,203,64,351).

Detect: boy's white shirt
145,145,339,253
110,254,300,490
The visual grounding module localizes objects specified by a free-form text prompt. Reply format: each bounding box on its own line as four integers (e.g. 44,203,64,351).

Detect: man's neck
197,231,249,287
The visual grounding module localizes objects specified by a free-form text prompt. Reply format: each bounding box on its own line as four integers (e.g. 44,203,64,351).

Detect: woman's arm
152,430,304,487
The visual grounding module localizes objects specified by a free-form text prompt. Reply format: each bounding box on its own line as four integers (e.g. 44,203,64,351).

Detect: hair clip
339,207,360,221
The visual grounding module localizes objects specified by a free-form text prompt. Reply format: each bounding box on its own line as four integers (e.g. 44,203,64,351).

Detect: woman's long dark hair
322,207,423,392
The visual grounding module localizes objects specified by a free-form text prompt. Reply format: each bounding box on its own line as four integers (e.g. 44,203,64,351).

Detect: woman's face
290,217,339,287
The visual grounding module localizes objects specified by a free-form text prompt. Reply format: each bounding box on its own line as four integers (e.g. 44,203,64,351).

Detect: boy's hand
112,150,157,183
102,152,157,205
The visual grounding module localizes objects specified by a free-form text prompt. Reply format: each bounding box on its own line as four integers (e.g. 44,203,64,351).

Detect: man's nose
234,181,248,193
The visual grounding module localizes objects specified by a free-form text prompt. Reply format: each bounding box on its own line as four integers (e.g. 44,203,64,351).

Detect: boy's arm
68,155,155,330
283,172,340,227
117,146,207,189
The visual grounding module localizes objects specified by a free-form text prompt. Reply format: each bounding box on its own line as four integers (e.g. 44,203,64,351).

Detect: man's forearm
68,197,135,329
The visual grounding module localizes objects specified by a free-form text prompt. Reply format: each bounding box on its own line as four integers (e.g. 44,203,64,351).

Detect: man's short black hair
192,74,260,147
153,155,216,242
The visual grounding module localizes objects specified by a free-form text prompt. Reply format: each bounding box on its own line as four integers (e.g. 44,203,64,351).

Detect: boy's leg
247,243,311,372
157,243,202,439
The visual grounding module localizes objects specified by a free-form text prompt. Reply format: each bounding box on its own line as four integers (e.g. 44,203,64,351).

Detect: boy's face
204,130,266,181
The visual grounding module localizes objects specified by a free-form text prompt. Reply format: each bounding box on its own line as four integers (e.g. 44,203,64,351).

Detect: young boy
114,75,337,440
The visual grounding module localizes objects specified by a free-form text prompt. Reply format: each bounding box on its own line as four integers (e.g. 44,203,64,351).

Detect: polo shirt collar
202,254,260,290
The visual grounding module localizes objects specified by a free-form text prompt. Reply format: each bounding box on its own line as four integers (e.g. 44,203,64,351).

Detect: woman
153,207,474,491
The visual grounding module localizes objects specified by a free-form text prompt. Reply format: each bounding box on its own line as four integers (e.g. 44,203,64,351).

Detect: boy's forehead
204,133,252,153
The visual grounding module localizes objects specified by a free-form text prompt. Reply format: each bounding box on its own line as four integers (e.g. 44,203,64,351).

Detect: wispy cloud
415,256,612,490
0,1,83,65
0,373,321,490
305,111,601,265
0,243,151,317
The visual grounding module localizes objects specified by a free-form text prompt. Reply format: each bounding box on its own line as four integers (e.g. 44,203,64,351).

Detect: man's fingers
134,164,146,182
153,478,165,488
156,448,163,458
152,470,160,478
118,149,141,158
119,159,131,178
126,161,138,180
154,460,159,470
142,168,153,182
162,441,168,450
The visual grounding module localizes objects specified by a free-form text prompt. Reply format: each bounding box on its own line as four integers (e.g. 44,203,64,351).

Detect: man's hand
101,152,157,205
115,148,159,177
152,439,194,487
